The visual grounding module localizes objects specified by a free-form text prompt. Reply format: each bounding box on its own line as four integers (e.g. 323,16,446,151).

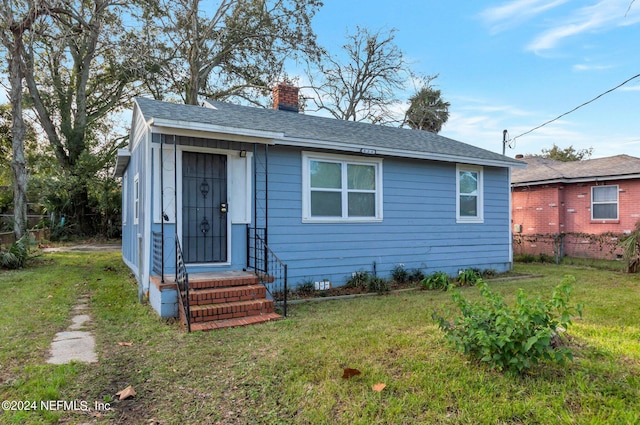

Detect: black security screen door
182,152,228,263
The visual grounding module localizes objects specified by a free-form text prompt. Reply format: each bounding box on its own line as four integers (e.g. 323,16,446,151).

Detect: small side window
456,165,483,223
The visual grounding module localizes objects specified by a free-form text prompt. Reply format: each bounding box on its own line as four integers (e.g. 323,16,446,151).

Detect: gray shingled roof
512,155,640,185
134,97,523,167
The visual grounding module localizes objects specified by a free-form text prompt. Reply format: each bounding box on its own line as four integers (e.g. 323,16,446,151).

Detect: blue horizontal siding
264,147,512,288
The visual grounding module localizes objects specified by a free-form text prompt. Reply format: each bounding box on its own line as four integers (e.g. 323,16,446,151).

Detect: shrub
515,254,536,263
346,271,370,288
457,268,481,286
409,268,425,282
296,279,316,296
482,269,497,279
421,271,450,291
391,264,409,284
367,276,390,293
538,253,553,263
433,275,582,374
0,235,30,269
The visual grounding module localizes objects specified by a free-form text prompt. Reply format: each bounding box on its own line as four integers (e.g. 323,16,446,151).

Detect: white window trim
122,170,128,225
456,164,484,223
134,173,140,225
591,184,619,221
302,151,383,223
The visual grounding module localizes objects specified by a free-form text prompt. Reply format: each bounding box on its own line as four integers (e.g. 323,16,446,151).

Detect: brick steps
189,299,275,322
188,284,266,306
189,313,282,331
171,271,281,331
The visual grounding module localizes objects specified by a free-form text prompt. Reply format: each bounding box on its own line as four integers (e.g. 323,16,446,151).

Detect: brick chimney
273,82,299,112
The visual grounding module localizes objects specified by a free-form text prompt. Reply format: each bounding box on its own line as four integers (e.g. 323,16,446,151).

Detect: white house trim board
149,118,282,144
280,137,524,169
508,167,513,265
153,145,177,224
142,132,154,294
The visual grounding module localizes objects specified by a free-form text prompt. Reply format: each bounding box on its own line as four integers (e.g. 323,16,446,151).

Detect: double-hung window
456,164,483,223
591,185,618,220
302,152,383,222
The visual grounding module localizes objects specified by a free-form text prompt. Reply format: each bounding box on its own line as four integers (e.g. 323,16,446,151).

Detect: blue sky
302,0,640,159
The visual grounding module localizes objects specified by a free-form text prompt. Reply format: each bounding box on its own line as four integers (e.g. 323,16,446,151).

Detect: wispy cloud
481,1,640,54
527,0,640,53
620,84,640,91
479,0,569,33
572,63,614,71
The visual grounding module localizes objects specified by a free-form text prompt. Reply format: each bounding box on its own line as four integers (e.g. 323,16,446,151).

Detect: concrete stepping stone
47,300,97,364
47,331,97,364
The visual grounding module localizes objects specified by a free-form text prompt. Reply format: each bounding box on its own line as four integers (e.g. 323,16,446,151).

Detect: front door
182,152,228,263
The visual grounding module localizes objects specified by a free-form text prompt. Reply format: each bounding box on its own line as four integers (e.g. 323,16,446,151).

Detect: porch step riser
190,300,275,323
189,276,259,290
188,285,266,306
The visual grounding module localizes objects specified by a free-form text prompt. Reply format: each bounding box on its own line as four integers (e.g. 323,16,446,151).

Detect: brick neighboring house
511,155,640,259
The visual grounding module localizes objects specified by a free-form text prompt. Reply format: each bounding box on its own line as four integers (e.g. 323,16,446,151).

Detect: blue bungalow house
115,84,523,331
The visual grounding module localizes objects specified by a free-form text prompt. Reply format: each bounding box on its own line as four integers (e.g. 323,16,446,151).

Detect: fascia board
277,136,525,169
113,149,131,178
149,117,282,144
512,173,640,187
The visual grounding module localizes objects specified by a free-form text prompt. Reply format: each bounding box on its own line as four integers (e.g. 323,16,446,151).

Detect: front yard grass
1,252,639,424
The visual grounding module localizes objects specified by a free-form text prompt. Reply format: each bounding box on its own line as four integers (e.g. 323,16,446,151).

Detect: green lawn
1,252,639,424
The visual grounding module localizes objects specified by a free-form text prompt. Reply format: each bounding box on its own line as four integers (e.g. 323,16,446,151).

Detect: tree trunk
8,40,28,240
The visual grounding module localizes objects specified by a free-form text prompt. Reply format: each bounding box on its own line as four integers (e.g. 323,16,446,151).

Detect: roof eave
277,136,525,168
512,173,640,187
114,148,131,178
149,117,282,144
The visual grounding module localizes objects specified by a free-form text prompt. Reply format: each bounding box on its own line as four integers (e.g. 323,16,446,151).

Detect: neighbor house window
591,185,618,220
134,174,140,225
456,165,483,223
302,152,383,222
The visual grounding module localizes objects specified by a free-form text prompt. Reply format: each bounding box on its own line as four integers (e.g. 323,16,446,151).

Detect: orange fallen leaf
116,385,136,400
342,368,361,379
372,382,386,392
118,341,133,346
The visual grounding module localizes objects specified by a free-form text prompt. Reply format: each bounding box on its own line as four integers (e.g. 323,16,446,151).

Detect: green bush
457,268,481,286
346,271,370,288
391,264,409,284
433,276,582,373
515,254,536,263
0,235,30,269
296,279,316,296
538,253,553,263
421,271,451,290
409,268,425,282
367,276,390,293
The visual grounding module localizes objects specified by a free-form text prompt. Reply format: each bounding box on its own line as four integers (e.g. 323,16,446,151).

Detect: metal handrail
247,227,288,316
175,236,191,332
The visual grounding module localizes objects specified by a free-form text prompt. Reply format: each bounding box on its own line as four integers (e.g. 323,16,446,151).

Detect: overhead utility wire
509,72,640,142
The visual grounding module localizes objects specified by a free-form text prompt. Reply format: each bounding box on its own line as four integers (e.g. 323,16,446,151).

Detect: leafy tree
403,76,450,133
141,0,322,106
19,0,146,234
620,220,640,273
306,26,410,124
0,104,37,228
539,144,593,162
0,0,59,239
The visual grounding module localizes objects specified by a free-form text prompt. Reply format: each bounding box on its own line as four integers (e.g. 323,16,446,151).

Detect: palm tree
404,86,450,133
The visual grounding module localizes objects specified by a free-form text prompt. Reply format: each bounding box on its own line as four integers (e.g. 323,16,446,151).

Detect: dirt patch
41,243,121,253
